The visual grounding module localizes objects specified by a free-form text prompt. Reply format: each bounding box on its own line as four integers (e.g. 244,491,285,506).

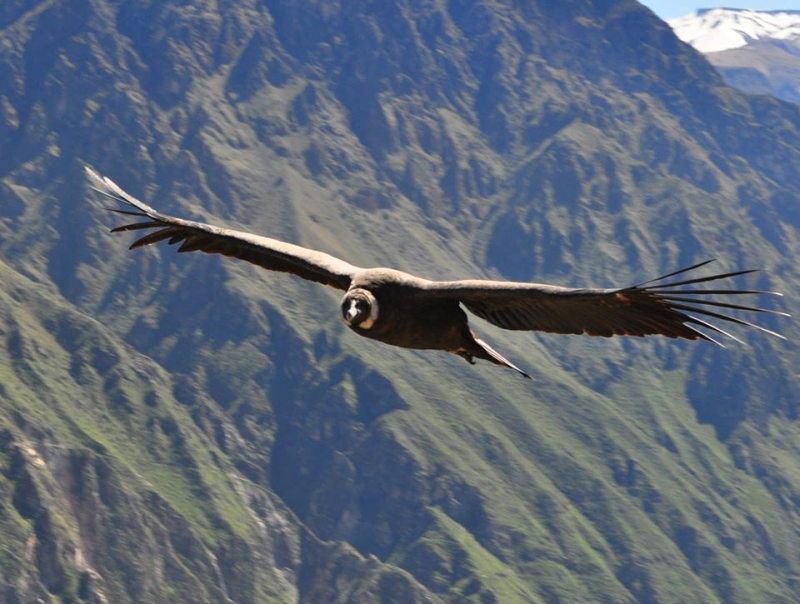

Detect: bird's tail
471,335,532,380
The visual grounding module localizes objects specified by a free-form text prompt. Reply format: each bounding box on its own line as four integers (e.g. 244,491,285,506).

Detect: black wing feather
422,262,787,343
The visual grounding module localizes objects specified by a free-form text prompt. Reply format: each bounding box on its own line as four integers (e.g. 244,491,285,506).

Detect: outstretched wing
423,261,787,345
87,167,360,290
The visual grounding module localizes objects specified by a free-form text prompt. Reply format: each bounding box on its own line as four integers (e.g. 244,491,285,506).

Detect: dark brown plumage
87,167,787,379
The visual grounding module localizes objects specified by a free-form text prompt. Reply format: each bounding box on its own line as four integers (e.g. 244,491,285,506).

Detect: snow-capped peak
668,8,800,54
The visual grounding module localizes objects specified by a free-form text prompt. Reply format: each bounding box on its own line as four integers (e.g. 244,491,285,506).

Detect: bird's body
87,167,786,379
356,290,466,353
346,270,449,350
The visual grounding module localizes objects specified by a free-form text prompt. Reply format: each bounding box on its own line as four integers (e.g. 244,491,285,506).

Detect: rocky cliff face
0,0,798,602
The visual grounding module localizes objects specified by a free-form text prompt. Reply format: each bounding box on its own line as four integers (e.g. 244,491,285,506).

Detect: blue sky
640,1,800,20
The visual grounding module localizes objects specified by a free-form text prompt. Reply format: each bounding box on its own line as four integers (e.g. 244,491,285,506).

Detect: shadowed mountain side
0,0,798,601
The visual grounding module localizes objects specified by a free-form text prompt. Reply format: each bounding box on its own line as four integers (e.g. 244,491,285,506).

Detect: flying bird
87,167,787,379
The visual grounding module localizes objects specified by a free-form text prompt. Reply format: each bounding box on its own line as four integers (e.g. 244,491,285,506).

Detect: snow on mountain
669,8,800,54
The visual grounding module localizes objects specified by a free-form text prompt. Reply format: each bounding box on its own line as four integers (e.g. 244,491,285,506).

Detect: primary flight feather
87,167,787,379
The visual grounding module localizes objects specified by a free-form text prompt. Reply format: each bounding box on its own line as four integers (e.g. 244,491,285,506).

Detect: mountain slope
0,0,798,602
706,40,800,104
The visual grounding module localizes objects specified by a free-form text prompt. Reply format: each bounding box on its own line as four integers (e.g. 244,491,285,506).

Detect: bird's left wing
87,167,360,291
422,261,787,344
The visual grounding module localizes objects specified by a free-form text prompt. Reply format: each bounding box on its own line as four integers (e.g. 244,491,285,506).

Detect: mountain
669,8,800,103
669,8,800,53
0,0,798,602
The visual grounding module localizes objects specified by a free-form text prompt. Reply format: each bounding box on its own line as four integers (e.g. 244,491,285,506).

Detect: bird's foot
454,349,476,365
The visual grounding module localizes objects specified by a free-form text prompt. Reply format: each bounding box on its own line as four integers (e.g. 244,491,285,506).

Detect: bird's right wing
421,261,787,344
87,167,360,291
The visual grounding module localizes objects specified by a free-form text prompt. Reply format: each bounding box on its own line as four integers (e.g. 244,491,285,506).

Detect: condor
88,167,786,379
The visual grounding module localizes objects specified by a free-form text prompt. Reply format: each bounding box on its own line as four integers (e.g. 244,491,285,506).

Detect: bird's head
341,288,379,329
